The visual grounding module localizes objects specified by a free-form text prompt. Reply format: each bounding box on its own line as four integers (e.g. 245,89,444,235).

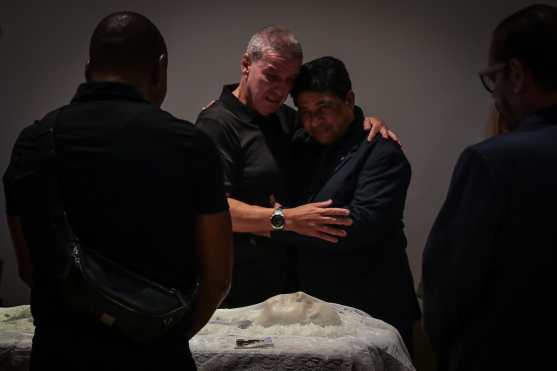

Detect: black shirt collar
71,81,149,104
219,83,274,124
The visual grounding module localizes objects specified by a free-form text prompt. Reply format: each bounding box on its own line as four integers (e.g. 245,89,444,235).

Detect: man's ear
241,54,251,76
85,60,91,81
152,54,167,86
509,58,526,94
345,90,355,107
159,53,167,68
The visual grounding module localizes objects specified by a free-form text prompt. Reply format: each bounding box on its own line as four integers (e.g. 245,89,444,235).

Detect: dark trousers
31,324,196,371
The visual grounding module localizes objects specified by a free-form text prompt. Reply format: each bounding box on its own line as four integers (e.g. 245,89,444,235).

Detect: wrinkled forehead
257,50,301,74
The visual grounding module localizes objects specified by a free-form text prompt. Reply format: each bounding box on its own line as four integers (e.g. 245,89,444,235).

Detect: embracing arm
228,197,351,243
226,197,273,233
196,115,351,242
363,115,401,145
275,140,410,250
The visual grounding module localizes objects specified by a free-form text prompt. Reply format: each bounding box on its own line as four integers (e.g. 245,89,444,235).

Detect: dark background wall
0,0,536,305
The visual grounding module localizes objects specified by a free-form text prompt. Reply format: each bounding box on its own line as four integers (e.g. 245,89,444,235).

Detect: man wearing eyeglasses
422,4,557,371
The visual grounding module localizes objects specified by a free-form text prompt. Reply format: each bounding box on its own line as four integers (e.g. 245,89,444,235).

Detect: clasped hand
283,199,352,243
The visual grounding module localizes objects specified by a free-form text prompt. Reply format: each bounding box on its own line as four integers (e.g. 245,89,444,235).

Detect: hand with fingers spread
283,199,352,243
363,116,400,145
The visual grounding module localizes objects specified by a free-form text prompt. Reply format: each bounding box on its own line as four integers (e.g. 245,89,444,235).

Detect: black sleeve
191,129,229,214
3,125,38,216
422,146,500,351
274,140,411,251
195,116,240,195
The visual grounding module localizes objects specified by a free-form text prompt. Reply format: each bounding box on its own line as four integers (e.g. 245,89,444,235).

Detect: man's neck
89,73,131,85
89,74,154,105
528,94,557,114
518,88,557,118
233,80,247,105
232,80,267,117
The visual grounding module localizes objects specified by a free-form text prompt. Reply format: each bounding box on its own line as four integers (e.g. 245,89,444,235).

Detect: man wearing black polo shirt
196,26,393,307
3,12,232,371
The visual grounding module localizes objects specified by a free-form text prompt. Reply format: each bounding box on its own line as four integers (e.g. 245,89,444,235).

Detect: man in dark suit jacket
422,4,557,371
278,56,420,353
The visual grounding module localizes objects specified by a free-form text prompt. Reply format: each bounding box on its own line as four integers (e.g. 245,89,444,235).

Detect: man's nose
307,113,321,128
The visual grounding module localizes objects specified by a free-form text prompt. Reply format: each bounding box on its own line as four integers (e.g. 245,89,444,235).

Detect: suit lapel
309,140,370,202
332,141,362,173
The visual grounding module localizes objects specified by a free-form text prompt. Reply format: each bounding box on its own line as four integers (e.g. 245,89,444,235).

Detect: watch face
271,213,285,229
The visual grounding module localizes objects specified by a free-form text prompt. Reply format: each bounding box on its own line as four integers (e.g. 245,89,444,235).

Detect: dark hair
89,11,167,75
291,56,352,104
491,4,557,91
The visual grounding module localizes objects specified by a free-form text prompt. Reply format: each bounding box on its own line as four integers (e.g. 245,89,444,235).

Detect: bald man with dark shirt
4,12,232,371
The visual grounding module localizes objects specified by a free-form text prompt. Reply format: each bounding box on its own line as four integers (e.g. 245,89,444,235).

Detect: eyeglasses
479,63,507,93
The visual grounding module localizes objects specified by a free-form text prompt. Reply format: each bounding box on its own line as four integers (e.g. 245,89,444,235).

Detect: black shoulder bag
39,109,196,343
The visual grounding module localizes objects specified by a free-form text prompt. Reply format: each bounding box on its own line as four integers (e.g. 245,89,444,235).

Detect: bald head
87,11,168,106
88,11,167,77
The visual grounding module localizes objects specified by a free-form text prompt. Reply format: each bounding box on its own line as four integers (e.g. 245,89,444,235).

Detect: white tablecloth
0,304,415,371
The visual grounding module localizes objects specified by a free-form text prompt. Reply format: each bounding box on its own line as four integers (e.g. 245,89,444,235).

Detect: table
0,304,415,371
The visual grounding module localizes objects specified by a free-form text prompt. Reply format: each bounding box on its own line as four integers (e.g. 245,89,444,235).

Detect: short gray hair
246,26,303,62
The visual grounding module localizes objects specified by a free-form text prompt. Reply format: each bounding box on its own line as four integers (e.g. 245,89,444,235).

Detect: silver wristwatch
270,207,285,231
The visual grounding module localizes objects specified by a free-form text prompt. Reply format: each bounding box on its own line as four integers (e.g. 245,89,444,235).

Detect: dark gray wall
0,0,536,305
